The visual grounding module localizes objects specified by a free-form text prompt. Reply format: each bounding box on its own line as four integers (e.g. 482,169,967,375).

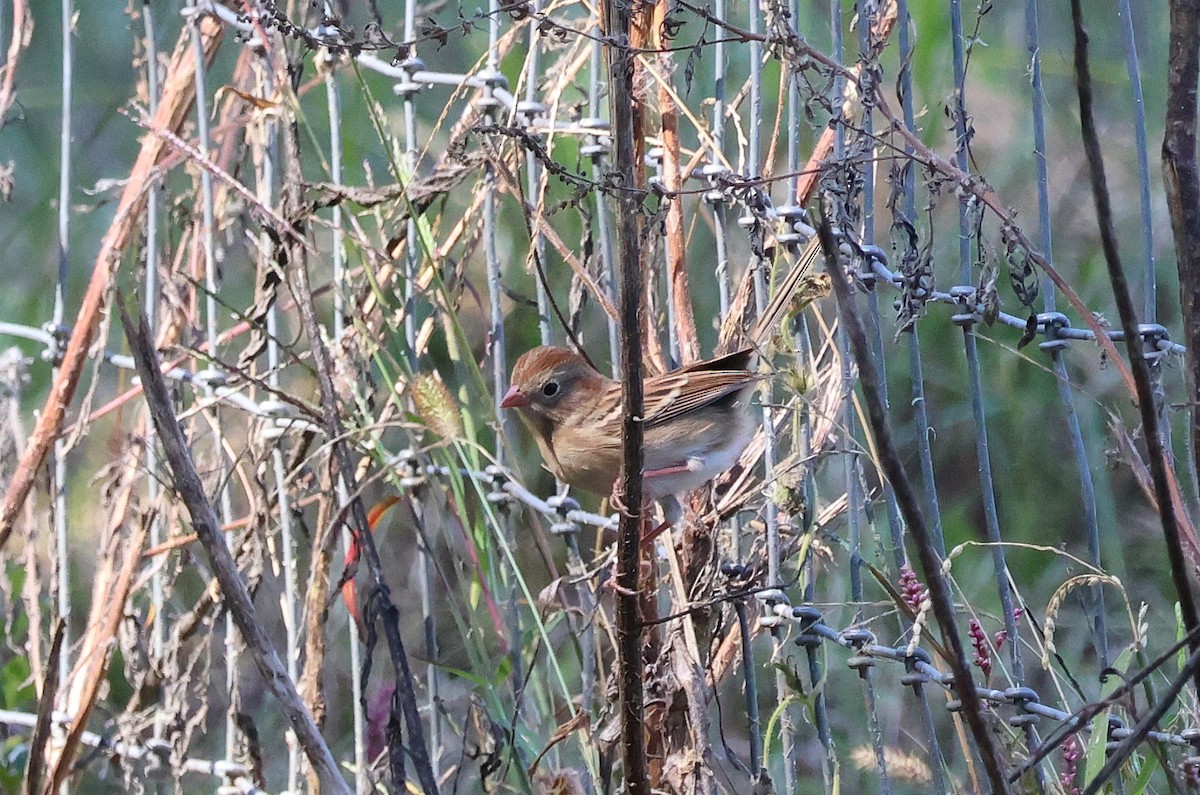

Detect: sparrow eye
541,381,560,398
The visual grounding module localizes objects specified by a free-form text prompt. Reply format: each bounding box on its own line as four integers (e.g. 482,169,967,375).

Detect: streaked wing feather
679,348,754,373
578,349,760,430
580,384,623,429
642,370,764,428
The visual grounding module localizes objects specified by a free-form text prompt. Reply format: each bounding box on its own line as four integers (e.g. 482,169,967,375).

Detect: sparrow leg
612,460,697,505
643,462,696,480
640,495,683,548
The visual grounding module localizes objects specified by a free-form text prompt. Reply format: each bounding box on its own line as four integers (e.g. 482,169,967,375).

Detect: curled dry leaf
341,496,402,622
536,576,566,612
527,710,590,779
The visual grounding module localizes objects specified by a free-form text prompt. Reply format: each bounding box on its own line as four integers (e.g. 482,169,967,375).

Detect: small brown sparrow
500,346,764,519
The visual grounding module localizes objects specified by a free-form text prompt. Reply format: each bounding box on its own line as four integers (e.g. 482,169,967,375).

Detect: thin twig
140,116,314,253
1070,0,1200,692
816,211,1009,795
117,298,352,795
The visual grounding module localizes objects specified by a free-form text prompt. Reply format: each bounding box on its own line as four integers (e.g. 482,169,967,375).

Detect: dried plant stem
0,0,30,127
0,14,224,550
652,25,699,363
603,0,649,790
42,456,149,794
1070,0,1200,689
1163,1,1200,547
816,214,1008,795
298,477,339,794
118,300,351,794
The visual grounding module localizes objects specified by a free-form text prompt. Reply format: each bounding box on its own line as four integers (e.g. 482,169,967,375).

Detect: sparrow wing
578,349,762,429
680,349,754,373
641,352,764,428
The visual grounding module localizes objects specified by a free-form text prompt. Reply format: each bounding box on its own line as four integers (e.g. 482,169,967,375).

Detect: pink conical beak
500,385,529,408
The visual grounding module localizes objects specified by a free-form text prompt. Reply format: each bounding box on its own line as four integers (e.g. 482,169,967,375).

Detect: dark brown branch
1164,1,1200,555
1071,0,1200,696
117,299,351,795
601,1,649,792
815,213,1009,795
279,113,440,792
23,622,64,795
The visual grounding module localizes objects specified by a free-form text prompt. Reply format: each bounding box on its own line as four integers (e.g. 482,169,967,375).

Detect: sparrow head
501,346,605,423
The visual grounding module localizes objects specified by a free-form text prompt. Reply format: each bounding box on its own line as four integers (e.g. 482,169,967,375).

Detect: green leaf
1128,750,1154,795
1083,707,1111,792
495,654,513,683
0,736,27,792
0,656,32,709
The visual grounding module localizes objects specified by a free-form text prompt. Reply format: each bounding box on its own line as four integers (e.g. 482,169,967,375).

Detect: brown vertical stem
1073,0,1200,686
602,0,649,790
118,302,351,794
816,214,1009,795
1165,1,1200,514
653,17,699,364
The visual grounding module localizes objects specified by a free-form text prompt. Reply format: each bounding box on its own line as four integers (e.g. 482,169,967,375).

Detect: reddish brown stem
0,15,225,550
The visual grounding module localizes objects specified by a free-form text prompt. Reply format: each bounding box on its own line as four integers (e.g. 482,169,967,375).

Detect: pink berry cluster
1060,735,1081,795
898,563,928,612
968,609,1024,682
968,619,992,679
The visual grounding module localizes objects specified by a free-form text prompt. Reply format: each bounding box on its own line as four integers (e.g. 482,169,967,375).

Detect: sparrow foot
603,577,640,597
609,478,645,519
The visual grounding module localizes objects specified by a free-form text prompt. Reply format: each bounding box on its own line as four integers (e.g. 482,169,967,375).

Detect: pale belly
530,395,755,501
